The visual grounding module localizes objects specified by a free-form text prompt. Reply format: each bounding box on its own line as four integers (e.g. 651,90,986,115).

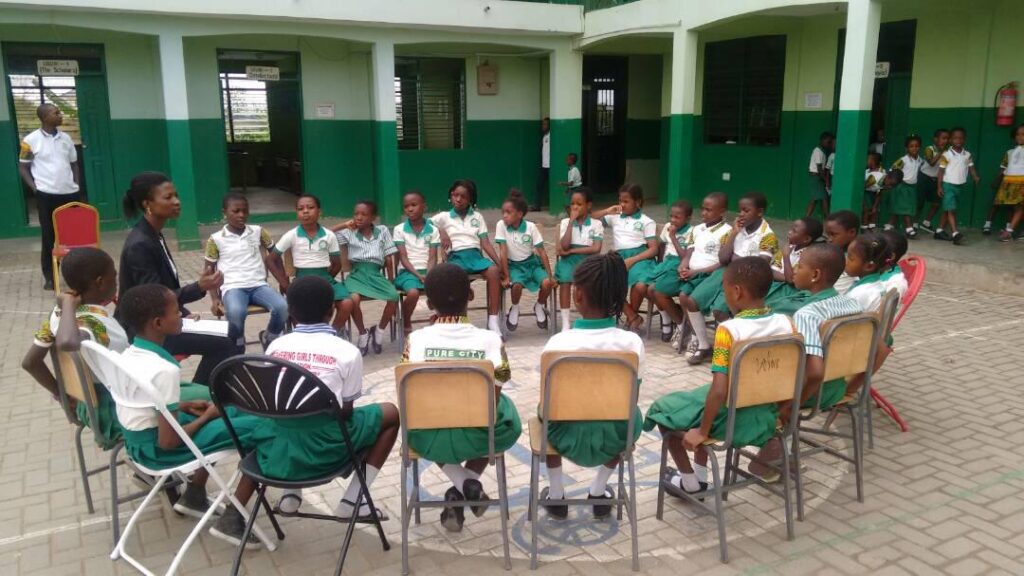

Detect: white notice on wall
804,92,823,109
246,65,280,81
315,103,336,119
37,60,79,76
875,62,890,79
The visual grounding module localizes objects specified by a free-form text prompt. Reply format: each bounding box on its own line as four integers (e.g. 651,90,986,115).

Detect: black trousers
163,331,239,385
37,191,82,282
534,167,549,209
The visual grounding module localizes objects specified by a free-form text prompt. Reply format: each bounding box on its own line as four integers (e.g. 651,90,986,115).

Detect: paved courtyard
1,219,1023,575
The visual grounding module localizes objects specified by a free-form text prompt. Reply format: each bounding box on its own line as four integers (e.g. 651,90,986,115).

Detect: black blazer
116,218,204,320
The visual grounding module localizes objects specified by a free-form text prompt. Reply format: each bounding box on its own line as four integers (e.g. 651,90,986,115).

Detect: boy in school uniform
935,127,981,245
393,191,440,334
763,216,823,314
917,129,950,233
806,131,834,219
863,152,887,231
560,152,583,199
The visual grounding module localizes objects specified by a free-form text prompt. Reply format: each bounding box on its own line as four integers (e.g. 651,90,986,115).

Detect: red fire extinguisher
996,82,1017,126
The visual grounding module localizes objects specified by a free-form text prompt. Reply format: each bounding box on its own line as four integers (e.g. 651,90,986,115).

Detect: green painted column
664,29,698,204
370,41,402,225
158,34,200,250
548,45,583,214
832,0,881,213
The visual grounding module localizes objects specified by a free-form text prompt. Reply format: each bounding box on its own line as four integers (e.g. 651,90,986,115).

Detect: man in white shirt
19,103,81,290
534,117,550,210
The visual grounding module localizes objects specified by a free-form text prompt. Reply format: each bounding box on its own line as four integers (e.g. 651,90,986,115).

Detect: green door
74,74,117,221
883,73,912,167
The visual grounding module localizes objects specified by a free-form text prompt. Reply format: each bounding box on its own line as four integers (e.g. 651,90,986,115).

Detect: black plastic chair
209,355,390,576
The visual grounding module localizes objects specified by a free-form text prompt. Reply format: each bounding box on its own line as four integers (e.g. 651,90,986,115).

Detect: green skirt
617,246,656,288
803,377,846,411
546,407,643,468
688,268,724,313
919,173,939,203
809,174,828,201
295,267,350,300
122,407,263,471
643,384,778,448
764,281,802,315
555,252,585,284
408,393,522,464
346,261,399,301
509,255,549,292
448,248,494,274
395,268,427,292
941,182,963,211
889,182,918,216
647,254,681,291
251,405,383,481
77,386,123,450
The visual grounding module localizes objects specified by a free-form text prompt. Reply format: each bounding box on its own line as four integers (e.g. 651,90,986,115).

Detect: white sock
935,228,944,234
589,465,616,497
905,227,915,234
465,468,481,481
673,472,700,493
687,311,709,349
336,465,380,515
278,488,302,513
509,304,520,325
372,326,384,344
984,220,992,227
692,463,708,485
487,314,500,332
357,331,369,346
534,302,547,322
660,311,672,333
560,309,571,331
547,466,565,499
441,464,469,489
1007,224,1015,232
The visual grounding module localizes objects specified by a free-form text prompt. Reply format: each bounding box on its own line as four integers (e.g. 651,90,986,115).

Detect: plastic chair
51,202,100,293
395,361,512,575
209,355,389,576
656,334,806,563
528,351,641,571
77,341,278,576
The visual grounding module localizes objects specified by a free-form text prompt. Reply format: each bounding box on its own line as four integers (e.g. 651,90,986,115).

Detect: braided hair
505,188,529,215
572,253,628,319
850,231,892,272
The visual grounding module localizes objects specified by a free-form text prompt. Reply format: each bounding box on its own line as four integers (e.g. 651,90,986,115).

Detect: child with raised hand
887,135,924,237
540,253,644,520
555,187,604,331
917,128,950,233
336,200,400,356
261,276,400,522
594,183,658,333
393,190,439,335
432,179,504,335
806,131,834,219
496,189,555,331
267,194,353,337
23,247,127,444
935,126,980,245
205,193,289,351
644,257,796,496
863,152,886,231
402,263,521,533
646,200,693,342
763,216,822,313
879,229,909,301
992,124,1024,241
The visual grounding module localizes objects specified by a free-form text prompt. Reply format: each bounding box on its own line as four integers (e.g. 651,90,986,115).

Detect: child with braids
841,232,895,399
496,189,555,331
538,254,644,519
555,187,604,331
595,183,658,332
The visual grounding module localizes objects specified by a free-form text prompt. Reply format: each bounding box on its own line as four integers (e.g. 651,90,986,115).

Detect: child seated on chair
23,247,127,446
825,210,861,294
497,189,555,331
555,187,604,331
115,284,265,548
393,190,440,336
539,253,645,520
402,263,522,532
763,216,822,314
262,276,400,522
645,200,693,343
879,229,909,301
841,232,895,398
594,184,658,333
643,257,796,497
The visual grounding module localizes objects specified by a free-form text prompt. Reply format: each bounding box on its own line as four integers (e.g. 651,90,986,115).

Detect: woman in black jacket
117,172,236,384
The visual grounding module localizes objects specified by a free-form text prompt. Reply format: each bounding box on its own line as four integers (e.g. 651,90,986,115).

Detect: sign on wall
477,63,498,96
804,92,823,109
37,60,79,76
315,102,336,119
875,62,891,79
246,65,280,81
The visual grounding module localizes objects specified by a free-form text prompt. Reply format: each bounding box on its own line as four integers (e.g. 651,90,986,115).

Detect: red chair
51,202,100,292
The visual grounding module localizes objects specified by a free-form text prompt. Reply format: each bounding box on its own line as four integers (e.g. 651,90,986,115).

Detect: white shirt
712,312,796,374
892,155,923,185
845,276,888,313
19,128,78,195
557,216,604,248
273,225,340,270
731,220,779,262
543,318,645,376
603,212,657,251
834,272,855,294
920,145,943,177
685,220,732,269
1001,145,1024,177
825,152,835,172
266,325,364,403
205,225,273,294
939,148,973,185
865,169,886,193
116,342,182,432
33,304,129,353
406,322,508,385
431,209,488,252
809,147,827,173
393,220,440,270
541,132,551,169
567,165,582,188
660,223,692,259
495,219,544,262
881,267,908,302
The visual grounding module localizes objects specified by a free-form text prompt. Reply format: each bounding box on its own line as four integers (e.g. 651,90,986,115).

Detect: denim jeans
223,284,288,346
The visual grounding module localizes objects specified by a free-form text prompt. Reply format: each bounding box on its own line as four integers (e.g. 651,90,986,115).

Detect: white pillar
665,28,698,202
547,44,582,211
370,40,401,223
157,34,200,248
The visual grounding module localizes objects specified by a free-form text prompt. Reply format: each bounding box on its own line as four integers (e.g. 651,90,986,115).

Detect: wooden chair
51,201,100,292
655,334,805,563
395,361,513,575
527,351,641,571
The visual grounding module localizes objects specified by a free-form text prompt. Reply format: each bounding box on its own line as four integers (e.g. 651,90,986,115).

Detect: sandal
335,498,389,523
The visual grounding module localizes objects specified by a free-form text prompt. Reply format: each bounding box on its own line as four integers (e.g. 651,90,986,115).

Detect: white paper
804,92,822,109
181,318,229,338
246,65,280,81
37,60,79,76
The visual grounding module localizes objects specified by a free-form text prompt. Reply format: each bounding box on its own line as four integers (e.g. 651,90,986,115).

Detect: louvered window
395,58,465,150
703,35,785,146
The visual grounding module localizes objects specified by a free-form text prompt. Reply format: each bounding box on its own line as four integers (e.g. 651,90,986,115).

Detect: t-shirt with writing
265,324,363,403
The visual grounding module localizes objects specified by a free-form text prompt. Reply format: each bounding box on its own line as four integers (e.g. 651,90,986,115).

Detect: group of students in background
807,123,1024,245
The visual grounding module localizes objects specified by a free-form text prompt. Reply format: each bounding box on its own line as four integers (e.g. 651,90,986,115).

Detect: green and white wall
624,54,663,200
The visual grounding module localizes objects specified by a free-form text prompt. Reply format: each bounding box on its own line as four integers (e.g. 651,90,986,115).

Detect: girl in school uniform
886,135,925,238
879,230,909,302
840,232,896,399
539,253,645,520
596,183,658,333
393,190,440,335
267,194,354,337
645,200,693,342
993,124,1024,241
863,152,887,231
763,216,822,314
431,179,504,335
336,200,400,356
555,187,604,331
496,190,555,331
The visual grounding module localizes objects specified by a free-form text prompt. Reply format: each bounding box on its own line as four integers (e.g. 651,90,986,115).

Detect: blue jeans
222,285,288,346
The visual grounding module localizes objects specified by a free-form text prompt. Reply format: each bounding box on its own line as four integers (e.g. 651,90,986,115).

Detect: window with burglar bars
395,58,465,150
220,72,271,143
8,74,82,144
702,35,786,146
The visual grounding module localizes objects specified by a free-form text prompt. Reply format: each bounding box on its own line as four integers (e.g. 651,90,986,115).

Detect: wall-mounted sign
246,65,280,81
875,62,890,79
315,102,336,119
477,64,498,96
37,60,79,76
804,92,823,109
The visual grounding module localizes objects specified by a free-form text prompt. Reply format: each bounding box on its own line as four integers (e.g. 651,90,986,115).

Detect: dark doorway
582,56,628,197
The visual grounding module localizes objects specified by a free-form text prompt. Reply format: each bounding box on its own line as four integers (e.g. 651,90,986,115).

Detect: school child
402,263,522,532
763,216,823,313
262,276,400,521
267,194,353,336
879,230,909,302
992,124,1024,241
823,210,860,294
825,148,836,196
917,128,950,233
204,193,289,351
496,190,555,331
840,232,894,398
555,187,604,331
115,284,265,547
935,127,980,245
336,200,400,356
559,152,583,197
863,152,887,231
886,135,925,237
806,131,834,219
595,183,658,332
644,257,796,496
645,200,694,342
431,179,504,335
539,253,644,519
23,247,127,445
393,190,440,334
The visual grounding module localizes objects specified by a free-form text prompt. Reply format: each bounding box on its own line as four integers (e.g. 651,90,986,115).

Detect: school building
0,0,1019,247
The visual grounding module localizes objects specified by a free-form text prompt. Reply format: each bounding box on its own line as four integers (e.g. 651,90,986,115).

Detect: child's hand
973,174,981,185
569,204,581,220
666,223,676,235
937,186,944,198
782,243,792,258
683,429,708,451
202,402,222,419
501,275,511,289
58,291,82,308
211,301,225,317
439,229,452,251
623,258,635,270
733,216,745,230
678,266,693,280
608,205,622,215
278,280,289,295
178,400,210,416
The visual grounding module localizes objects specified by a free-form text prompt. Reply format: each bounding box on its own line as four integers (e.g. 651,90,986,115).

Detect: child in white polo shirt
805,131,833,219
559,152,583,199
645,200,693,342
205,193,288,350
555,187,604,331
917,128,949,233
992,124,1024,241
596,183,658,333
935,127,980,245
763,216,822,316
393,191,440,334
886,135,924,237
496,190,554,331
863,152,887,230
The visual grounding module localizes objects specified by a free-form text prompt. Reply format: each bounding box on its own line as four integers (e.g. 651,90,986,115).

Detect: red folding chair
52,201,100,292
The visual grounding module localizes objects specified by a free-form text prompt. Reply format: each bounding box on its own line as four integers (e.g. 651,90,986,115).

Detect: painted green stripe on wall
548,118,581,213
302,120,375,218
832,109,871,214
373,120,401,224
167,119,202,249
665,114,697,205
624,119,661,160
0,119,31,237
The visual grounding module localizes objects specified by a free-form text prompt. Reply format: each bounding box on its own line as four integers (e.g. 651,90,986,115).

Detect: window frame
219,72,272,144
394,57,466,151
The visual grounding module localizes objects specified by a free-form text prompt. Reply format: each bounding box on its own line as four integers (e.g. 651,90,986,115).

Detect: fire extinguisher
996,82,1017,126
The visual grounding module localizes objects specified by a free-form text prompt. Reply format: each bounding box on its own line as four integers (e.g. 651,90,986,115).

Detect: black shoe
258,330,270,351
662,467,707,501
660,322,676,343
357,331,370,356
173,482,221,519
918,221,934,233
43,279,54,291
369,326,383,354
952,232,966,246
209,508,261,550
440,487,465,532
462,478,490,518
934,230,952,241
539,487,568,520
982,224,992,235
907,228,918,239
589,487,614,519
505,308,518,332
535,305,548,330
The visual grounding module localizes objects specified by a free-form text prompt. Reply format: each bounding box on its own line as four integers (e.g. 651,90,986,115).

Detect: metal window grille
9,74,82,144
703,35,786,146
395,58,465,150
220,73,271,143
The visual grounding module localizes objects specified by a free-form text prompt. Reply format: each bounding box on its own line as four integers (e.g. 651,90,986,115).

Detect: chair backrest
50,344,95,418
879,289,900,342
820,313,880,382
893,255,926,329
727,334,805,409
52,202,100,249
395,361,494,430
209,355,338,418
539,350,639,422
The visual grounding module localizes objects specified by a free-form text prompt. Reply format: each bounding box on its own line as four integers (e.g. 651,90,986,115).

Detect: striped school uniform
793,290,863,409
337,226,399,301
